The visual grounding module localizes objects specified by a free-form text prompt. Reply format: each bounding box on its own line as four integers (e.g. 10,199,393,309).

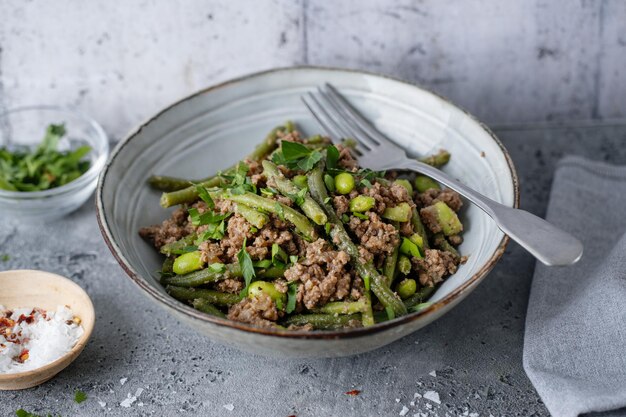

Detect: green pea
397,255,412,275
324,174,336,193
393,179,413,195
334,172,355,195
248,281,287,310
415,175,440,193
173,251,205,275
396,278,417,299
349,195,376,212
293,175,308,189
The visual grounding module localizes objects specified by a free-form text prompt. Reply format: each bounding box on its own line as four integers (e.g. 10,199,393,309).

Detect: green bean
334,172,355,194
282,313,361,330
225,191,317,241
148,175,194,191
235,203,269,228
420,149,450,167
414,175,440,193
393,179,413,195
173,251,205,275
382,202,411,222
361,292,375,327
400,237,422,259
349,195,375,213
382,234,400,286
191,299,226,318
162,264,285,287
396,278,417,299
397,255,412,275
160,234,197,256
403,286,436,309
308,165,407,317
159,123,291,208
410,208,430,250
432,233,461,258
166,285,241,306
421,201,463,236
312,300,368,315
160,257,174,285
262,160,328,225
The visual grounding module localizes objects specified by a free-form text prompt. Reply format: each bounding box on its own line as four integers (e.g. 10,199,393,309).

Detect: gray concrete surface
1,123,625,416
1,1,625,141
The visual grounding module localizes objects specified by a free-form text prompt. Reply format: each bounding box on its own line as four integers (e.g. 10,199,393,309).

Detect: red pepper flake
345,389,361,396
18,349,29,363
17,313,35,324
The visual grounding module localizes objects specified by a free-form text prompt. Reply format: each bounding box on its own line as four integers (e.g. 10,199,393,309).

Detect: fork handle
397,159,583,266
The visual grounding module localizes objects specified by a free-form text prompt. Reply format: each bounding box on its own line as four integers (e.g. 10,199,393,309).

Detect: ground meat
227,292,279,328
198,241,224,264
359,181,415,215
448,235,463,246
413,249,460,287
215,278,244,294
219,214,255,262
419,206,442,234
337,145,358,171
399,219,415,236
350,275,364,300
333,195,350,217
139,207,190,249
348,212,399,256
284,239,352,310
417,188,463,212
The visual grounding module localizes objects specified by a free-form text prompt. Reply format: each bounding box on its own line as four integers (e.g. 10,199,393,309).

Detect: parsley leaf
188,208,231,227
237,238,256,292
74,390,87,404
289,255,299,264
281,141,311,160
296,150,322,172
271,243,288,266
286,282,298,314
286,187,308,206
195,185,215,209
326,145,340,170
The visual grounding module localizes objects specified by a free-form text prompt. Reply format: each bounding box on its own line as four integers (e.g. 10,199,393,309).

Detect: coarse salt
429,370,437,377
0,305,83,374
423,390,441,404
120,377,128,385
223,403,235,411
399,406,409,416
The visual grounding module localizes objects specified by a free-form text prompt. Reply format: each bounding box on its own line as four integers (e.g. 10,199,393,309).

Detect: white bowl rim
96,65,520,340
0,105,109,200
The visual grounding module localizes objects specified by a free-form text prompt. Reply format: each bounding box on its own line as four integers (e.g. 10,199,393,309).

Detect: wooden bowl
0,270,95,390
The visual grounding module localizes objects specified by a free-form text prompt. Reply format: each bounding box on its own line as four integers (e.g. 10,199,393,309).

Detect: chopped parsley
237,238,256,294
74,390,87,404
286,282,298,314
1,254,9,262
0,123,91,192
271,243,288,266
271,141,322,172
195,184,215,209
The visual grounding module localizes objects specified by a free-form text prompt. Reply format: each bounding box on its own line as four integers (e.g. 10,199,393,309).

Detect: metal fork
301,83,583,266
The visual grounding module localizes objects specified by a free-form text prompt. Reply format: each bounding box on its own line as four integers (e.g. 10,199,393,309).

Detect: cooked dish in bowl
139,122,466,330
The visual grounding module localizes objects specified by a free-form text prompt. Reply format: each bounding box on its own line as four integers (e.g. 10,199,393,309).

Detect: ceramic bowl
96,67,518,358
0,270,95,390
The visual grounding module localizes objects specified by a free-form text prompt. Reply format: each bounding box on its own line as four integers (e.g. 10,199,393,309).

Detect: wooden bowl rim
0,269,95,383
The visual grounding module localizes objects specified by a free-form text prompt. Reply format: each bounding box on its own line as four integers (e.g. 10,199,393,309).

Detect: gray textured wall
0,0,624,140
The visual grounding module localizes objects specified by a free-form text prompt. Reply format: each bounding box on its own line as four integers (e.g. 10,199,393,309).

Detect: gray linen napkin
524,156,626,417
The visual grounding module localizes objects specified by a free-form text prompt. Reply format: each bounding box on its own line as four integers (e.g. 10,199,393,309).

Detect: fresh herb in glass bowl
0,123,91,192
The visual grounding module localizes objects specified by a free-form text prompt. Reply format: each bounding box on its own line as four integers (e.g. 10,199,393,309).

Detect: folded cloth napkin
524,156,626,417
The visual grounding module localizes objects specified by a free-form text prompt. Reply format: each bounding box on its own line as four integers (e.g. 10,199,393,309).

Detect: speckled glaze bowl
96,67,518,358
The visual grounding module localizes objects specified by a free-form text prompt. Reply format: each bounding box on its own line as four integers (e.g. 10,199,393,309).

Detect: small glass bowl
0,106,109,221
